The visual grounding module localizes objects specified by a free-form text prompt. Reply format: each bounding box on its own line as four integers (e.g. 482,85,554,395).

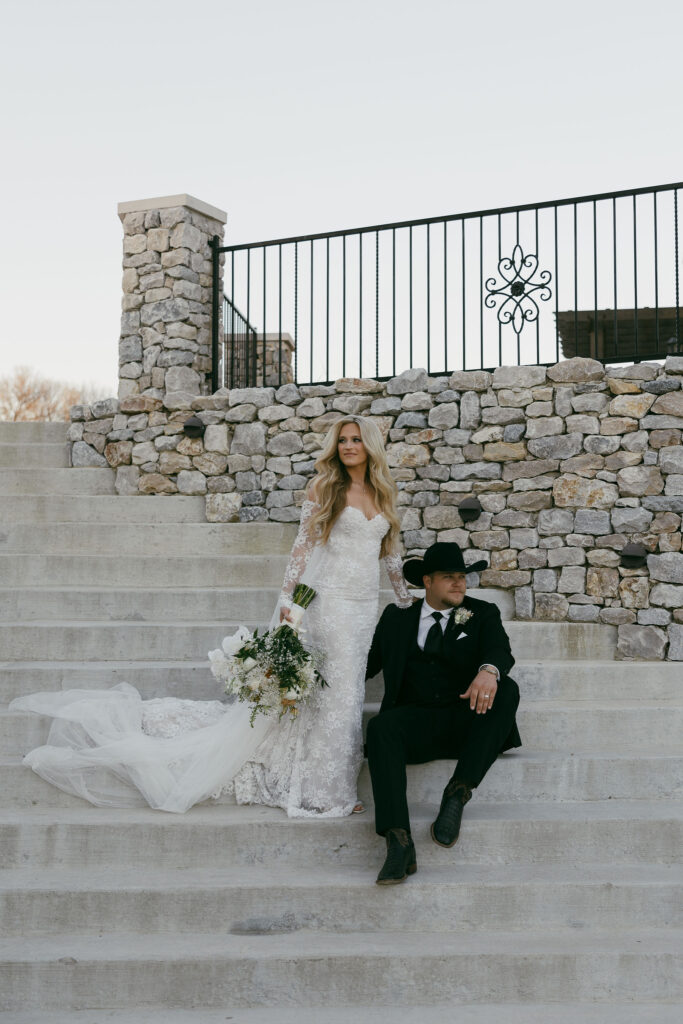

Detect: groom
365,542,521,885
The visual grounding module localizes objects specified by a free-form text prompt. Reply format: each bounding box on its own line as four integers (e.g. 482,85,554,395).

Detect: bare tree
0,367,109,422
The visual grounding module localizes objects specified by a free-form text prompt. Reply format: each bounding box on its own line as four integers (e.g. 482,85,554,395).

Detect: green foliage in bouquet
243,625,327,694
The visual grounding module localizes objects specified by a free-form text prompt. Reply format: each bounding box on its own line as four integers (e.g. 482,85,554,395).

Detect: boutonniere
452,608,473,627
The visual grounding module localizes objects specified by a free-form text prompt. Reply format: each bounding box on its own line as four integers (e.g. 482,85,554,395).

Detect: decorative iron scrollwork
485,244,552,335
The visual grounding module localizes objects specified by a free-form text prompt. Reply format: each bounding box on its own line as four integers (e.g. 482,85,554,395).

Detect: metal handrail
212,181,683,387
217,181,683,253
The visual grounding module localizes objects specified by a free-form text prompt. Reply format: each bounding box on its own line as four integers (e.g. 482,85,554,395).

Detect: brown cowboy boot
430,779,472,848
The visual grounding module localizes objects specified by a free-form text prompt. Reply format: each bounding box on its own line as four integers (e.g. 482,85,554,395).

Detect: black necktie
424,611,445,656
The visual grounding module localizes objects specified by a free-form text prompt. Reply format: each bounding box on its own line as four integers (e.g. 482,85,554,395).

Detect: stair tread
2,861,680,891
0,655,672,667
0,442,67,449
5,748,682,764
3,798,682,825
0,585,398,595
0,618,614,628
0,659,214,667
0,619,241,627
3,1006,681,1024
3,926,682,961
363,698,683,710
11,698,683,711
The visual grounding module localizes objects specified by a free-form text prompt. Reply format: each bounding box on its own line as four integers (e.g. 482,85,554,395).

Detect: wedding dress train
11,501,412,815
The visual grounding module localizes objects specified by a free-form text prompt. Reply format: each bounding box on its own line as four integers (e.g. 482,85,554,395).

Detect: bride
11,415,413,816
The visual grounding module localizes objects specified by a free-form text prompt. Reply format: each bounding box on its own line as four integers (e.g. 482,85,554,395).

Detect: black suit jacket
365,595,521,750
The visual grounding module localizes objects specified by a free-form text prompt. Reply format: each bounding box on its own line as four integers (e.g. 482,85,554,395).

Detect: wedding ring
483,694,489,700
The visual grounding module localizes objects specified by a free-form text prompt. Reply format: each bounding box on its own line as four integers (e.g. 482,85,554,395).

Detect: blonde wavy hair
307,415,402,559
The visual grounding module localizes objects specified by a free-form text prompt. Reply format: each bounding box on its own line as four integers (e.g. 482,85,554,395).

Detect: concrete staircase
1,421,682,1021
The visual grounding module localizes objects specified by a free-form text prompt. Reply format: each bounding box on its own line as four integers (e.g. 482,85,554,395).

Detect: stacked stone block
70,355,683,660
116,195,227,403
252,333,295,387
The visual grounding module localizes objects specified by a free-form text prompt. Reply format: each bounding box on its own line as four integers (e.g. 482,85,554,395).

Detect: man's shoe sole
376,863,417,885
430,822,459,848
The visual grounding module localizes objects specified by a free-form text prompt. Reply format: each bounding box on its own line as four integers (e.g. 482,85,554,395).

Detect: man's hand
460,669,498,714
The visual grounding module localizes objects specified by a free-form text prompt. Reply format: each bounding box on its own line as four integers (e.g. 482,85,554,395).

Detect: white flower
222,626,252,657
302,662,316,684
208,649,230,681
453,608,473,626
242,656,257,672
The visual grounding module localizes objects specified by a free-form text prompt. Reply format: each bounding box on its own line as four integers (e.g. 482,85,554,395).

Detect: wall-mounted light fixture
458,496,483,523
619,542,648,569
183,415,206,439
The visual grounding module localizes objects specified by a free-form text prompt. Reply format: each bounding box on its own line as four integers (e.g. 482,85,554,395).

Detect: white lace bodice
279,500,412,608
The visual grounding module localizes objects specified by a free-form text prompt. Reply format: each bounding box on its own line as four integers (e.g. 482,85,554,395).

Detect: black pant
366,676,520,836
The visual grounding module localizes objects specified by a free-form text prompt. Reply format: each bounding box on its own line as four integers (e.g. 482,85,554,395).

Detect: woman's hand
280,606,293,624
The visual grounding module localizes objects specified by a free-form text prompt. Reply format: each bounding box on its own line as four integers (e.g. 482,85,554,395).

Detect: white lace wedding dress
11,501,412,816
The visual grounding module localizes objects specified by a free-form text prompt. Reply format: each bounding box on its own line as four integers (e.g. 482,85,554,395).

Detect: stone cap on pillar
117,194,227,224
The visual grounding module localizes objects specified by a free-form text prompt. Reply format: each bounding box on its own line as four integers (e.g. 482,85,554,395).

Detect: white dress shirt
416,599,453,649
417,598,500,681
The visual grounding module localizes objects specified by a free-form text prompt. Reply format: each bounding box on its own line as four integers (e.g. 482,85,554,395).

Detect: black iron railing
211,286,259,390
211,181,683,388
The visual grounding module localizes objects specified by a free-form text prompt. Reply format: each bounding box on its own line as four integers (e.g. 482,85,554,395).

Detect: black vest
399,632,462,708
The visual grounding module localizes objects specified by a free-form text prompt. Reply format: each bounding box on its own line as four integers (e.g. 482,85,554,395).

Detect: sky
1,0,681,393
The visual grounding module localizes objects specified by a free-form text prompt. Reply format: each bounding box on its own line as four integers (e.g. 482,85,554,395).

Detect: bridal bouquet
208,584,327,726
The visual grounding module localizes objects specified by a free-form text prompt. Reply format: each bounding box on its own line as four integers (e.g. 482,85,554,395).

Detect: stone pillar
254,333,295,387
117,194,227,403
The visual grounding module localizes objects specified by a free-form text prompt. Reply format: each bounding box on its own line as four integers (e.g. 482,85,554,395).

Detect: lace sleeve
279,499,321,607
383,551,414,608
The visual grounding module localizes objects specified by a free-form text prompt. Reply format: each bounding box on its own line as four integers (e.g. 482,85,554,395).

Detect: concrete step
0,421,68,443
489,658,683,702
366,658,683,703
4,1008,682,1024
0,586,287,623
0,585,509,624
2,863,681,937
0,468,114,495
3,751,682,810
2,928,681,1011
1,657,677,706
0,551,518,613
0,442,69,468
360,702,683,753
0,614,614,661
0,554,284,587
0,522,299,556
0,494,208,523
357,751,683,805
5,700,680,757
0,660,217,703
0,620,259,661
3,802,681,869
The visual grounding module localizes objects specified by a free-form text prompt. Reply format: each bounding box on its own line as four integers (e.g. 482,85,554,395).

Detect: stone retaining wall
68,355,683,660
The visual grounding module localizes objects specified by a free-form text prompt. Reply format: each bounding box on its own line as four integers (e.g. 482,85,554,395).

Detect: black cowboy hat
402,542,489,587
